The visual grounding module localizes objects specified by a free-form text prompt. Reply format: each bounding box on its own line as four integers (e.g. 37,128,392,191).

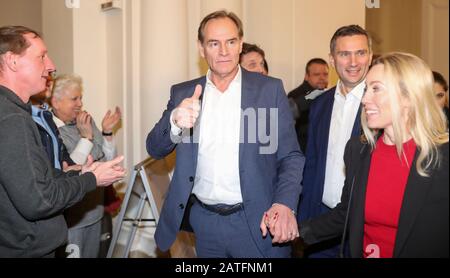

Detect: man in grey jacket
0,25,126,258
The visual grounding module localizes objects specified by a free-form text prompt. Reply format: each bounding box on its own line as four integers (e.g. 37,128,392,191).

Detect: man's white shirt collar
205,65,242,90
335,79,365,100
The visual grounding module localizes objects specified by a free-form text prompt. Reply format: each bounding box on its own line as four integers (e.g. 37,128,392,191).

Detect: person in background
51,73,122,258
295,52,448,258
239,42,266,75
432,71,449,123
0,25,125,258
288,58,329,152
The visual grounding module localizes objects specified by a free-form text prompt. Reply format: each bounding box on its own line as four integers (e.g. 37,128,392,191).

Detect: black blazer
300,137,449,258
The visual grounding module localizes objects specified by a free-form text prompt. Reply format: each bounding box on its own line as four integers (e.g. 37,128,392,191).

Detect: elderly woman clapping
51,73,122,258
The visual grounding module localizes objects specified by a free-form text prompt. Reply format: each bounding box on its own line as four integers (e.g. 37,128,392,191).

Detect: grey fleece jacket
0,85,96,258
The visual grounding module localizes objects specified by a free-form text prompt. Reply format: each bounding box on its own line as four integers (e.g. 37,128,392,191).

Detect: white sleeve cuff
102,137,117,161
170,110,183,135
70,138,94,164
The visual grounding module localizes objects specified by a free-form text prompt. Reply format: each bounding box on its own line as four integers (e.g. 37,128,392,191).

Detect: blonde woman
295,53,448,258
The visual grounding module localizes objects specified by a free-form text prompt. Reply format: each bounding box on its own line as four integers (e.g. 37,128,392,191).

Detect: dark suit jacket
146,69,305,255
288,81,314,152
298,87,361,221
300,137,449,258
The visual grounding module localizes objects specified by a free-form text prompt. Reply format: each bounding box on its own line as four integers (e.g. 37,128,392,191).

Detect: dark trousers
189,199,290,258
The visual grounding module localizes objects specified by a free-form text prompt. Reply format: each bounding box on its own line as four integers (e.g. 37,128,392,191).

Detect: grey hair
51,73,83,100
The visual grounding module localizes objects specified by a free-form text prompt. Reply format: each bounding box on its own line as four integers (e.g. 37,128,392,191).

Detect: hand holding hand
260,203,299,243
172,84,202,129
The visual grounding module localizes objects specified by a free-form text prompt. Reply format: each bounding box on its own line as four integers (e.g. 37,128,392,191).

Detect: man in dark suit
288,58,329,152
146,10,304,258
297,25,373,258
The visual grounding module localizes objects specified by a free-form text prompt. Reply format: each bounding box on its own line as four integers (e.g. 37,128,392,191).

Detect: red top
363,135,416,258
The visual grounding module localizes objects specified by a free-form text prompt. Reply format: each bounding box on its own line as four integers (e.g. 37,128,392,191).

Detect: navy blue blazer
146,69,305,255
299,87,361,221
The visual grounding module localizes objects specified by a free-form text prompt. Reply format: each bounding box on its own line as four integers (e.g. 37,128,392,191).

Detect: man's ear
197,40,205,58
239,38,243,54
3,52,19,72
329,53,335,69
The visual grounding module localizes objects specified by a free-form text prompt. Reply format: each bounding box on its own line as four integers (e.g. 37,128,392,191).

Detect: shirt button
189,176,194,182
179,204,185,209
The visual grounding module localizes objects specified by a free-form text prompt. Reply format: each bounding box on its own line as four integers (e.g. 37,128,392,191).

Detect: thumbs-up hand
173,84,202,129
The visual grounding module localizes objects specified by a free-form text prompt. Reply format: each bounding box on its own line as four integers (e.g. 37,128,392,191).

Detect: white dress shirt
322,80,365,208
170,67,243,205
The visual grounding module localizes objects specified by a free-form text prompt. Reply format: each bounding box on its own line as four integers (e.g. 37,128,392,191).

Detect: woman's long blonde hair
361,52,448,176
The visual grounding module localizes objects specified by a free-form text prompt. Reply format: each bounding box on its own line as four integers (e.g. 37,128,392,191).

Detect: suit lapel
393,150,432,257
317,90,335,154
351,105,362,137
349,142,372,258
239,70,258,170
191,78,207,171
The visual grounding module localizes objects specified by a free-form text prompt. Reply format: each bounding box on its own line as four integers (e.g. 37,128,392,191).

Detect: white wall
72,0,108,124
139,0,189,164
293,0,366,88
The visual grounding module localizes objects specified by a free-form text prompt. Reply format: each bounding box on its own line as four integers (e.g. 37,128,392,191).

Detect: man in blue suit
146,10,304,258
297,25,373,258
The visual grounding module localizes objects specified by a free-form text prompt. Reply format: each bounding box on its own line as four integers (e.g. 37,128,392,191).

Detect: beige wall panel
366,0,422,56
422,0,449,81
72,0,108,125
0,0,42,32
243,0,365,92
140,0,189,162
42,0,74,75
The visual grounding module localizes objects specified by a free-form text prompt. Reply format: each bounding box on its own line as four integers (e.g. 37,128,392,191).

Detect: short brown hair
198,10,243,43
433,71,448,92
305,58,328,74
240,42,265,63
0,26,41,72
329,25,371,54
